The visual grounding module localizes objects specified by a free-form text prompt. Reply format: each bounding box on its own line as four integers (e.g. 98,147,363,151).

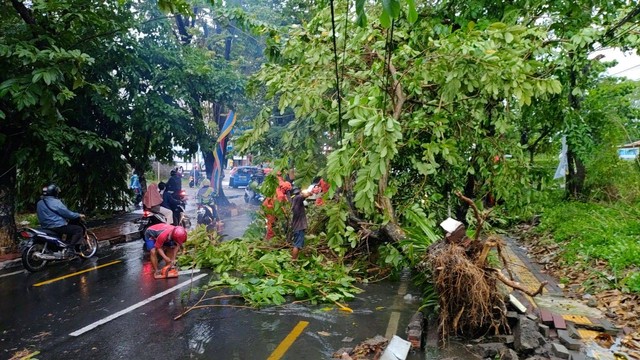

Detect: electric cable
610,63,640,76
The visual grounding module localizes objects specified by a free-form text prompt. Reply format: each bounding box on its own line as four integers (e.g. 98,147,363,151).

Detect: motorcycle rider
196,178,218,227
166,169,182,192
144,224,187,277
196,178,214,205
36,184,85,250
143,182,173,224
162,186,182,226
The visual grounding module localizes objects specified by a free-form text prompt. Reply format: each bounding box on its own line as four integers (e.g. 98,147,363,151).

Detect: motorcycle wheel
79,232,99,259
22,243,48,272
181,216,192,229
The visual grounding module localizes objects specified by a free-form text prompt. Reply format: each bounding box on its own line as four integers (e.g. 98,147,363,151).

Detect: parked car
229,166,262,188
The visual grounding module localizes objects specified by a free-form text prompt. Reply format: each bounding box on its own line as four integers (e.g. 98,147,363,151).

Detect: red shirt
146,223,175,249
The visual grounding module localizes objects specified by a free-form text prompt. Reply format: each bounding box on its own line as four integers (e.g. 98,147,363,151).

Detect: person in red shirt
144,223,188,277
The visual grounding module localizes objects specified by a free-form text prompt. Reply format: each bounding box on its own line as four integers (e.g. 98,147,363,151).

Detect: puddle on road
185,278,479,359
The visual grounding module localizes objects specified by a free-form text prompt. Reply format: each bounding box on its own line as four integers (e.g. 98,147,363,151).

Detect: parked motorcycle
18,219,99,272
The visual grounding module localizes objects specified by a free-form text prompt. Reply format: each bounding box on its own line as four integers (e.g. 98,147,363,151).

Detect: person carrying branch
290,187,311,261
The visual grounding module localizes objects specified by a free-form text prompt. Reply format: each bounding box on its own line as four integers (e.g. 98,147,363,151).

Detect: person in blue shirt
36,184,85,248
130,171,142,208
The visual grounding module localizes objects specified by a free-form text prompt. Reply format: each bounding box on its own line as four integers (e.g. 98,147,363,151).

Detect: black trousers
51,224,84,245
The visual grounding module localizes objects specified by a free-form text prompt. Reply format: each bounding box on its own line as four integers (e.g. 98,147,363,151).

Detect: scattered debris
332,335,388,359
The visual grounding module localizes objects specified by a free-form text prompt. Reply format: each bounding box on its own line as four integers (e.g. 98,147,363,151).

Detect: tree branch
489,268,547,297
10,0,36,26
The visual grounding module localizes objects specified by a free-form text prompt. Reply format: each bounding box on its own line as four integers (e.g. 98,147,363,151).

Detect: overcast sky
592,48,640,80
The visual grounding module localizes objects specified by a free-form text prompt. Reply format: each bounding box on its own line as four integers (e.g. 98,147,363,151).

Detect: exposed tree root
420,191,546,340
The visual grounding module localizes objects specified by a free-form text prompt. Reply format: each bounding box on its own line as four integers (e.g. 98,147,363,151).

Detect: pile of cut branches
419,192,546,340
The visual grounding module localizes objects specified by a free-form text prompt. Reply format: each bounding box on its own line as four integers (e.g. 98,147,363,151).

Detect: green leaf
379,11,391,28
406,0,418,23
355,0,367,27
381,0,401,19
504,32,514,43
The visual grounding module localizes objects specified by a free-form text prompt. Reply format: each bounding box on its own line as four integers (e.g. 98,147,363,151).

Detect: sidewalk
503,236,631,360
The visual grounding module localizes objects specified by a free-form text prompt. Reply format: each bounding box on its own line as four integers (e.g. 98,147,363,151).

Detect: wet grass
534,196,640,293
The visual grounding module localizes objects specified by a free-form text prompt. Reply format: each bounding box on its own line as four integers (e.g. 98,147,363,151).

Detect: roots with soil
420,191,546,341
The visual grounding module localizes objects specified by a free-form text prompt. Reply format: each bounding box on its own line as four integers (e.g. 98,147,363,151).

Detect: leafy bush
178,225,362,307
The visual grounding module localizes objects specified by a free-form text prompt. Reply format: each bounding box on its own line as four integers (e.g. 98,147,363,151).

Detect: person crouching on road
144,224,187,277
290,188,311,261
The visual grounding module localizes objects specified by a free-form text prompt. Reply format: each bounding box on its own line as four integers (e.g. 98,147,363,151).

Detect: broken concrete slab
551,343,570,359
515,316,545,354
557,330,581,351
474,343,508,358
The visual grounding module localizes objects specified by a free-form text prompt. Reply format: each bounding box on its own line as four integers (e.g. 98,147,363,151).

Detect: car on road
229,166,262,188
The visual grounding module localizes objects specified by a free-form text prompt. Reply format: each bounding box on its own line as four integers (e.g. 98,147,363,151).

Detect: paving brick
566,323,581,339
569,351,587,360
407,329,422,349
539,323,550,338
557,330,581,351
551,342,570,359
540,308,554,325
553,314,567,330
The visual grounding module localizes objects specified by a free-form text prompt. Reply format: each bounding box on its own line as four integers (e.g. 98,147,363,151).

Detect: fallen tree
420,191,546,340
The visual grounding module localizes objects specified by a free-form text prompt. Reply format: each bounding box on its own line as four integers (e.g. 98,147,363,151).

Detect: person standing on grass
290,188,311,261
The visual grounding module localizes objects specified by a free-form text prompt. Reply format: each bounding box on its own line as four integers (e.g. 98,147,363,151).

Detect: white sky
592,48,640,80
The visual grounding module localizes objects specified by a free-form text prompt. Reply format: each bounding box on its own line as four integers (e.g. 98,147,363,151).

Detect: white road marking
177,269,201,275
69,273,207,337
0,269,26,278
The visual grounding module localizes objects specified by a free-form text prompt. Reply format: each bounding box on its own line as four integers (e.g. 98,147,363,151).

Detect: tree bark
0,133,18,250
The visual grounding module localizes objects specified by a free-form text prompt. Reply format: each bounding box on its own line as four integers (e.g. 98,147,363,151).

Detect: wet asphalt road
0,184,464,360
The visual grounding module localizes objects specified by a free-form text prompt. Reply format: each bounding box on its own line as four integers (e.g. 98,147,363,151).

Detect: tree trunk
0,140,18,251
565,65,587,199
566,148,586,199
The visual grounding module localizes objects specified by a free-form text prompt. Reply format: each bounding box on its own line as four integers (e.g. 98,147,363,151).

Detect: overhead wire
610,63,640,76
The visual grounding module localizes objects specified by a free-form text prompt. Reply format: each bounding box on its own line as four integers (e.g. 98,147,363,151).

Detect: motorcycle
244,174,265,205
18,219,99,272
197,199,220,232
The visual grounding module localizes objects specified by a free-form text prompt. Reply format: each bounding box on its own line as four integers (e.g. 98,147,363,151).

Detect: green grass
535,198,640,293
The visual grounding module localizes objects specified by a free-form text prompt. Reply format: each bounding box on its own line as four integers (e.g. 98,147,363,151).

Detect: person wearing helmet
36,184,86,249
144,223,188,277
196,178,214,206
166,168,182,193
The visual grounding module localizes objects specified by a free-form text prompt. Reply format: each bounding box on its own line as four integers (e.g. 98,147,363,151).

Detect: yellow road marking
267,321,309,360
577,328,601,340
563,314,593,325
502,245,543,308
385,311,401,339
33,260,122,287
